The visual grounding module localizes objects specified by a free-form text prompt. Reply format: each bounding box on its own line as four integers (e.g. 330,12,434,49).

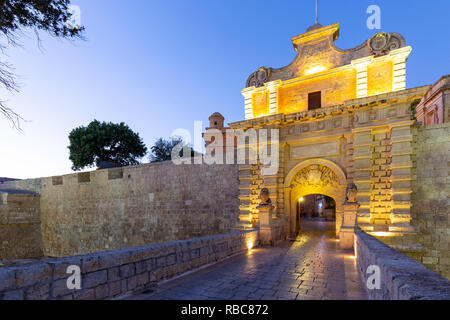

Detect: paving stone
126,220,368,300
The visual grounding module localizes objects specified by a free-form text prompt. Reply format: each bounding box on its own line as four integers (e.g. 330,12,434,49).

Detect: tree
1,0,84,129
149,137,200,163
68,120,147,171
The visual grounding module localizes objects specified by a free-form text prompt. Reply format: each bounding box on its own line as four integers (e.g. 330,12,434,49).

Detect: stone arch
284,159,347,238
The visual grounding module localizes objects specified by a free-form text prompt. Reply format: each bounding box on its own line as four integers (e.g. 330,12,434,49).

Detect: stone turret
208,112,225,129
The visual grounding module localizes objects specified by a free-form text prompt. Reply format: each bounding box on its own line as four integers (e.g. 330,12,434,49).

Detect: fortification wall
2,162,240,257
410,123,450,277
0,192,43,261
355,230,450,300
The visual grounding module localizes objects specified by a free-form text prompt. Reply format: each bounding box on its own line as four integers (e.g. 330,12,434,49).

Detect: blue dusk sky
0,0,449,179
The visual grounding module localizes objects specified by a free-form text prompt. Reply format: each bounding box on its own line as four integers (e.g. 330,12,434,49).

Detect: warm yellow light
370,232,391,237
304,65,327,76
298,197,304,202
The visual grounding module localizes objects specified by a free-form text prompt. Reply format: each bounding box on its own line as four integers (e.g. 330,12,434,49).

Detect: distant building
416,75,450,126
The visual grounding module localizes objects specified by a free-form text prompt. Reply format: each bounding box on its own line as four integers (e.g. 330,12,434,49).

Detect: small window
308,91,321,110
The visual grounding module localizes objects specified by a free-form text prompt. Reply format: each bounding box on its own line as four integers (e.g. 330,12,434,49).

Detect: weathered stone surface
14,263,51,287
0,192,43,261
0,227,258,300
84,270,107,289
355,229,450,299
0,267,16,291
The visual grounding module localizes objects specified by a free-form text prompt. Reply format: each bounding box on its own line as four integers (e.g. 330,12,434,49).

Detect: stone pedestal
339,202,359,250
257,204,274,246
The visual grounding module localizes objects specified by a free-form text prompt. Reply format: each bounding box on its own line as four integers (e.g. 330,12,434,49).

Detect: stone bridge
1,218,449,300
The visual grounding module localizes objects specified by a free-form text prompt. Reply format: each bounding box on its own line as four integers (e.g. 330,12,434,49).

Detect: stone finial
345,183,358,203
259,188,272,206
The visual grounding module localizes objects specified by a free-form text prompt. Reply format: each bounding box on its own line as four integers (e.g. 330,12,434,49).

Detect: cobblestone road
128,219,368,300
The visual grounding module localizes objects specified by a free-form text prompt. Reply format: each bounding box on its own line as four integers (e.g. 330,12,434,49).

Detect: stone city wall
354,230,450,300
410,123,450,277
0,229,258,300
0,191,43,261
1,161,240,258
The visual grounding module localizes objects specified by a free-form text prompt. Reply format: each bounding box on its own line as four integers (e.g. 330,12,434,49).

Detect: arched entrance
284,159,347,238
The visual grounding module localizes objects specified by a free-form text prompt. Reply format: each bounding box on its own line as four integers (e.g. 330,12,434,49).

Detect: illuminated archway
284,159,347,238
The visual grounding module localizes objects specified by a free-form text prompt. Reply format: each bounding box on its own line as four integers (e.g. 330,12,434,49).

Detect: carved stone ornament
291,165,339,188
246,67,271,88
368,32,405,57
259,188,272,206
345,183,358,203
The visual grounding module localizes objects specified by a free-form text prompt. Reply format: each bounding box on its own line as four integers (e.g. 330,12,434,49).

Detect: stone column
340,183,360,250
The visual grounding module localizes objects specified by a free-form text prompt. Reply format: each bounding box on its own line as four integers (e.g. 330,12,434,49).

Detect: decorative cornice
230,86,429,129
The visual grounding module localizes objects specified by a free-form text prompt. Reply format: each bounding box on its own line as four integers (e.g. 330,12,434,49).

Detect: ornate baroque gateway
228,22,431,238
292,165,339,188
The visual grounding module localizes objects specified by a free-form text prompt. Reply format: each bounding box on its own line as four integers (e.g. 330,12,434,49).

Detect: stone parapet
355,229,450,299
0,230,259,300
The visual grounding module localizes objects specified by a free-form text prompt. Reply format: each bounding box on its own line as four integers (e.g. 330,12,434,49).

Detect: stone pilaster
390,122,414,231
238,164,252,229
370,127,393,228
352,129,372,225
242,87,254,120
266,80,281,115
391,47,412,92
352,56,373,98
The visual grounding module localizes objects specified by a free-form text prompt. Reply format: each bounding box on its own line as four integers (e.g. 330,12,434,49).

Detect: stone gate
227,23,430,239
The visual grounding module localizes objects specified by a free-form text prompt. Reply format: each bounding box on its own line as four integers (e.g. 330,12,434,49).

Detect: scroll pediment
245,23,406,88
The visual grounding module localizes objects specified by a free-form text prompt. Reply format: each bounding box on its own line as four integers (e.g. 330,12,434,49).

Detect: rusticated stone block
134,261,147,274
107,267,119,282
136,272,149,288
0,267,16,291
127,276,137,291
48,257,83,280
15,263,52,288
24,283,50,300
108,280,121,297
82,253,114,273
0,290,24,300
166,253,176,266
94,284,109,300
73,288,95,300
52,278,75,298
119,264,135,278
84,270,107,289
